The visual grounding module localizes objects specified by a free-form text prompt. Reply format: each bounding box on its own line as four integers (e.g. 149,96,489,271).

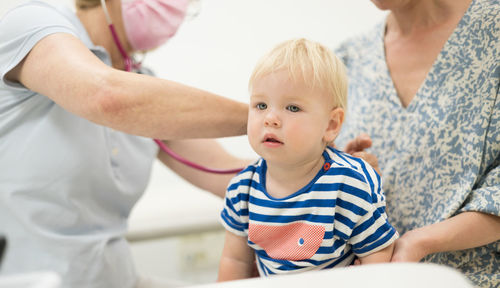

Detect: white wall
137,0,387,229
146,0,386,155
1,0,387,284
0,0,386,185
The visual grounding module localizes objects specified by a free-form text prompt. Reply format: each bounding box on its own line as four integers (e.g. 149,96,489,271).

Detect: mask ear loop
131,52,145,71
100,0,132,72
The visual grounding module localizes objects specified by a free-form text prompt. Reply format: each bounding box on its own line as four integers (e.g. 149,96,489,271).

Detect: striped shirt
220,147,398,276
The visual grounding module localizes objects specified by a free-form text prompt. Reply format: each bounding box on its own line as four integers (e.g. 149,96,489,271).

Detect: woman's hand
343,133,382,175
391,212,500,263
391,229,429,263
343,133,372,154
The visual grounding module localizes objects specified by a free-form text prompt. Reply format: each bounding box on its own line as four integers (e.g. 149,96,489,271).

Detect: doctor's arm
157,139,253,198
217,230,255,282
6,33,247,140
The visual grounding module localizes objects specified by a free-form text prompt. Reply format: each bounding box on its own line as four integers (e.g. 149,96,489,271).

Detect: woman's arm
7,33,247,140
391,212,500,262
157,139,254,198
217,231,255,282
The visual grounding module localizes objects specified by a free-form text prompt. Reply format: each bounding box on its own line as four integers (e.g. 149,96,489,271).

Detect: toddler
218,38,398,281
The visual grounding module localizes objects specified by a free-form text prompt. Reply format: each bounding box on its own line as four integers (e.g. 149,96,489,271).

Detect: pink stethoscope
101,0,243,174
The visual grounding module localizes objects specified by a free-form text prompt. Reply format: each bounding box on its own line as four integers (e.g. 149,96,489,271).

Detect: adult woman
0,0,248,287
335,0,499,286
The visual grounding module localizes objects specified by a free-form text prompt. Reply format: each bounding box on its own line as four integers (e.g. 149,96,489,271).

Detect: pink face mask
121,0,189,51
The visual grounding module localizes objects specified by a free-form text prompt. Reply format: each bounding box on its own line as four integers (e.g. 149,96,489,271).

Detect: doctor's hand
343,133,381,176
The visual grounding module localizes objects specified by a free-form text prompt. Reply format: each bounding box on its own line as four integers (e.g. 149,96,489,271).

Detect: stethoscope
100,0,243,174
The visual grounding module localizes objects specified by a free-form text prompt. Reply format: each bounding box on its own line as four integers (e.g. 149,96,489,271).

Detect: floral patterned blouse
334,0,499,286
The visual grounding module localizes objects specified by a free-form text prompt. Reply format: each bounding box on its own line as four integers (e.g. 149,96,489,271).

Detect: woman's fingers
344,133,372,154
352,151,381,176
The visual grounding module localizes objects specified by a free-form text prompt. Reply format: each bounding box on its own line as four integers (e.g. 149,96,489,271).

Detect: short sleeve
0,1,79,88
459,87,500,216
333,159,398,258
220,169,253,237
459,160,500,216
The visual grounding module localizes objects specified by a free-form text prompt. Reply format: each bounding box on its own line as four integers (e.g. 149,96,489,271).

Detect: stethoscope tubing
154,139,243,174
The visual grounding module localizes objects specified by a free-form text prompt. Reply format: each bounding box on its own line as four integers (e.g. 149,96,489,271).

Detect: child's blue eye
287,105,300,112
257,103,267,110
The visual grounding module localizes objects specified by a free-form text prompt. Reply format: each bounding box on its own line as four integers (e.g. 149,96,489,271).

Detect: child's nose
264,112,281,128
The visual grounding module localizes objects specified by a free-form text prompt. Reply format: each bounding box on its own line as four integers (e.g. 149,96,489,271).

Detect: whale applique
249,222,325,260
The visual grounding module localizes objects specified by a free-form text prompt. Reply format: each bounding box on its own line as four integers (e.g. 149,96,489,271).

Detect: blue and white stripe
220,147,398,275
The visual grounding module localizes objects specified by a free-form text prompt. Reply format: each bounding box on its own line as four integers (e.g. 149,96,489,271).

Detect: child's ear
323,107,344,143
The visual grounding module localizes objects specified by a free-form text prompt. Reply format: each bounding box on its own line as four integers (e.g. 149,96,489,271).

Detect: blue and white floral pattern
335,0,499,286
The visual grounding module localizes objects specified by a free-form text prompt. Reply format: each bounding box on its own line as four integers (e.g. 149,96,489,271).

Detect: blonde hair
249,38,348,109
75,0,101,10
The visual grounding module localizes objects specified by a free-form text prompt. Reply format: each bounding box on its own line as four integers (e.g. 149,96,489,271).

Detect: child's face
248,69,341,166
